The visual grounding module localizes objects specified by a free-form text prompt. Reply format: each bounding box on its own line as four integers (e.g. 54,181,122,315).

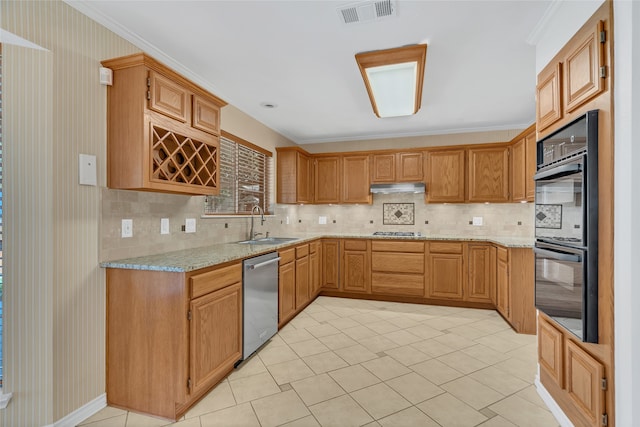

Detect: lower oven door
534,242,597,343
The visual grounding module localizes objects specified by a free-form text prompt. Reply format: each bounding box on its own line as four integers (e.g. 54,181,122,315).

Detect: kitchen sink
237,237,300,245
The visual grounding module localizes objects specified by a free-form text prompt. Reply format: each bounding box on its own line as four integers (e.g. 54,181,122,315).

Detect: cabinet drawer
309,241,320,253
372,252,424,274
372,273,424,297
344,240,368,251
429,242,463,254
371,241,424,253
296,244,309,258
279,247,296,264
190,263,242,299
497,246,509,262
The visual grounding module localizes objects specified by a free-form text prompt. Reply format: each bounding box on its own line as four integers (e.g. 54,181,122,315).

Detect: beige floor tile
382,329,423,346
432,332,477,350
489,395,559,427
422,316,462,331
291,373,346,406
447,323,492,339
250,389,310,427
326,317,361,330
308,310,340,322
290,316,323,330
302,351,349,374
279,328,316,345
228,354,269,380
493,330,537,347
280,415,322,427
492,357,537,383
305,323,342,338
185,379,236,418
469,366,530,396
515,385,552,410
362,355,411,381
441,376,505,410
385,372,445,404
80,414,127,427
361,422,382,427
124,412,166,427
384,345,431,366
472,319,512,334
317,333,358,350
228,371,281,403
350,382,412,420
290,338,331,358
411,358,464,385
460,344,511,365
309,394,373,427
437,350,489,374
350,312,384,325
342,325,378,341
417,393,488,427
404,324,445,340
475,334,524,354
200,402,261,427
366,320,401,334
165,418,202,427
334,344,379,365
303,302,329,314
378,406,440,427
411,338,457,357
328,364,381,392
359,335,399,353
267,358,315,385
258,343,300,366
386,316,421,329
506,343,539,364
78,406,127,425
478,415,518,426
326,307,360,318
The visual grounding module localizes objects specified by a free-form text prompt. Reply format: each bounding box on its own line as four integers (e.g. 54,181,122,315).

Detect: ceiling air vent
338,0,396,25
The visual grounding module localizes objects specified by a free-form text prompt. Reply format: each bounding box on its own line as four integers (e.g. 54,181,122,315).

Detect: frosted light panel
366,62,417,117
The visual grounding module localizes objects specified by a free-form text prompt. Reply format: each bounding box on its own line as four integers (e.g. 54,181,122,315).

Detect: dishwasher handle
246,257,281,270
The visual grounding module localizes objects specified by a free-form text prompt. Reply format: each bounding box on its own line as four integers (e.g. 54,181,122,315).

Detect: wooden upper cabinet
524,131,537,200
536,62,562,132
564,21,605,113
192,95,220,135
371,153,396,182
342,155,371,204
425,149,465,203
565,340,605,426
371,152,423,183
277,148,313,204
314,156,341,204
148,70,189,123
511,138,526,202
467,146,510,203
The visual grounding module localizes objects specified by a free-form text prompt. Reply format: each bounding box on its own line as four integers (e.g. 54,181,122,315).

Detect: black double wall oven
533,110,599,343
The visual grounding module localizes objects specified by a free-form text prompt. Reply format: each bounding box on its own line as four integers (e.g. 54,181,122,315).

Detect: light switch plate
319,216,327,225
78,154,97,186
472,216,483,226
121,219,133,238
160,218,170,235
185,218,196,233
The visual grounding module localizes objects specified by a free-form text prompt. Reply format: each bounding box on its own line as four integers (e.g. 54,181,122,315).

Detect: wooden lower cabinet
321,239,340,290
371,240,425,297
296,245,310,308
496,247,510,321
496,246,536,334
106,262,242,420
565,340,605,426
341,240,371,293
466,243,495,303
538,314,565,389
309,241,321,297
278,248,296,324
426,242,464,300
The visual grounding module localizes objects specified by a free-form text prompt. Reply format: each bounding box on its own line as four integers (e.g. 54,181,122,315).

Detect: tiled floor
78,297,559,427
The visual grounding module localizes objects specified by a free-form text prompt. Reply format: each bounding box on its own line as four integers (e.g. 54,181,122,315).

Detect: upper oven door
534,155,585,246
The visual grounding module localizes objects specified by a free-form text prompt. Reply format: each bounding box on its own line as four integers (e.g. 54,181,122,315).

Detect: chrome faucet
249,205,265,240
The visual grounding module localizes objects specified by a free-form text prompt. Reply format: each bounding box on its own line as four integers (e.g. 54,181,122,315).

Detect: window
204,132,272,215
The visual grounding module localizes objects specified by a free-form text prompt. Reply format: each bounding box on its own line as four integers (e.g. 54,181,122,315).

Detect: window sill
0,391,12,409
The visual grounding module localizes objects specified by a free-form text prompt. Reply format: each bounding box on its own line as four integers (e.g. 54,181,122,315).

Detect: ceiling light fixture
355,44,427,118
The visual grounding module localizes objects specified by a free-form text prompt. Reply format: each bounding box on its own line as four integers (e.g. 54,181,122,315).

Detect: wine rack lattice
151,124,218,188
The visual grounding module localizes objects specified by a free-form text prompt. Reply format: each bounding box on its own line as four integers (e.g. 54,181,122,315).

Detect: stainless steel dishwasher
242,251,279,360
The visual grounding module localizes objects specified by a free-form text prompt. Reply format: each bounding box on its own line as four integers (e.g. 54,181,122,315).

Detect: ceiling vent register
338,0,396,24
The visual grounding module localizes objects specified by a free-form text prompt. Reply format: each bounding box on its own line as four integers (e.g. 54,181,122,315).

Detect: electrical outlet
472,216,483,226
185,218,196,233
121,219,133,238
160,218,170,235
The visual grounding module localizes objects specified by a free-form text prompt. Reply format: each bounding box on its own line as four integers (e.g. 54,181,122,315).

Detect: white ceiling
69,0,552,145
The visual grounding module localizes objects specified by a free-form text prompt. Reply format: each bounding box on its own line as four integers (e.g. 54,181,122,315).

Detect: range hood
370,182,426,194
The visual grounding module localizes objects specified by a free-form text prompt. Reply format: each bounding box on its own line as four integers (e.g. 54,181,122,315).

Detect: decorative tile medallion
383,203,415,225
535,204,562,229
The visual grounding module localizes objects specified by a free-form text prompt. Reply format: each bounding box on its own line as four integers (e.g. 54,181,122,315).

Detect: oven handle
534,163,581,180
534,247,582,262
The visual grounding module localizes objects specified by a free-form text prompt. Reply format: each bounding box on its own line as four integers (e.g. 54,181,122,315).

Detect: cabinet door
496,249,510,320
148,70,189,123
425,149,465,203
467,146,510,203
342,155,371,203
538,315,564,389
397,152,423,182
190,282,242,397
427,253,464,300
524,130,537,201
511,138,526,202
192,95,220,135
371,153,396,182
315,156,341,203
466,244,495,303
295,256,310,308
564,21,605,113
342,240,370,293
309,249,320,297
321,240,340,290
279,261,296,323
297,153,313,204
565,340,605,426
536,62,562,132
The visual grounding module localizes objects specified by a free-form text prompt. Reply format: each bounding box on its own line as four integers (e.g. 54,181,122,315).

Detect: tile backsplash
101,190,534,261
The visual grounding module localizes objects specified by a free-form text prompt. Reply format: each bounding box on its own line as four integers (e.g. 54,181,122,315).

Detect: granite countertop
100,234,534,272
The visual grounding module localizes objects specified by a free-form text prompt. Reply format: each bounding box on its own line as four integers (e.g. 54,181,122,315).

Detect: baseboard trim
535,374,574,427
53,393,107,427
